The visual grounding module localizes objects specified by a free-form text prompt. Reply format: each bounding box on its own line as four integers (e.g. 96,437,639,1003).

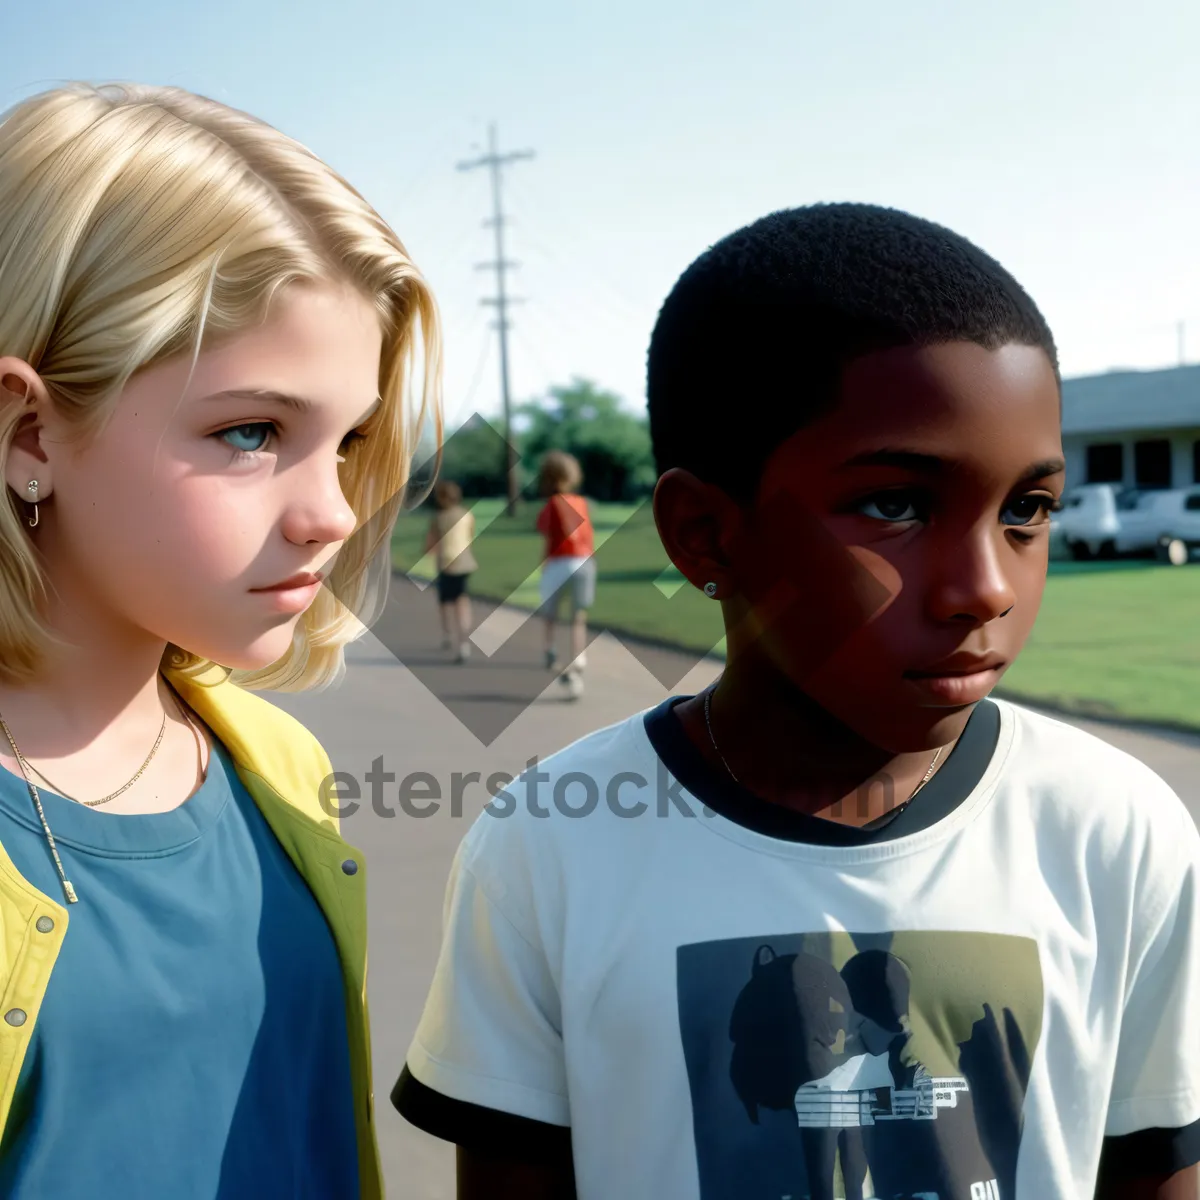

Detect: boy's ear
652,468,742,597
1,358,55,501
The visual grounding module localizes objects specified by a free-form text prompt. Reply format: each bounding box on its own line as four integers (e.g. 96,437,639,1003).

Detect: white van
1143,488,1200,565
1109,489,1180,556
1054,485,1200,564
1052,484,1125,560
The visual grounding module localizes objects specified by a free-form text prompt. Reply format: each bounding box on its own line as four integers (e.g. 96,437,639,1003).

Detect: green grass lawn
998,559,1200,728
395,499,1200,730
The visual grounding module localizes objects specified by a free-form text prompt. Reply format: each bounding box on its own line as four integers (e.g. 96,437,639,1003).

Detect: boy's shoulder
998,696,1176,788
457,708,657,855
487,707,654,809
996,696,1194,849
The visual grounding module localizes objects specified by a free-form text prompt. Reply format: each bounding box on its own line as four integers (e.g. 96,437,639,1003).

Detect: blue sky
4,0,1198,427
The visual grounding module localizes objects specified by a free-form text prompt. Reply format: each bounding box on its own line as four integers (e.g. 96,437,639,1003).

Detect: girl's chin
182,627,302,674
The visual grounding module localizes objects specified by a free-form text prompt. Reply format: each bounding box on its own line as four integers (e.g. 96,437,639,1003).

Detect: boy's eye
859,493,921,522
220,423,273,454
1002,495,1055,527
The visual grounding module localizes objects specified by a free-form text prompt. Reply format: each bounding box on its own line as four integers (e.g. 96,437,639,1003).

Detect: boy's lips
903,653,1006,706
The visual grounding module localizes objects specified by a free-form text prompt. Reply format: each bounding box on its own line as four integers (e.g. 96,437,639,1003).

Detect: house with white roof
1061,364,1200,491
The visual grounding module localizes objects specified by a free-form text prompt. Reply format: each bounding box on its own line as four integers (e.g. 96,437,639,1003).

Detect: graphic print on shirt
676,930,1043,1200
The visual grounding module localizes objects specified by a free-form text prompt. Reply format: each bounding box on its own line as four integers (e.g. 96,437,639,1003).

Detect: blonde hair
539,449,583,495
0,82,443,691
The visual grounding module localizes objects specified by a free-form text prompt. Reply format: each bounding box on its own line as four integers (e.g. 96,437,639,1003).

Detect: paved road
269,589,1200,1199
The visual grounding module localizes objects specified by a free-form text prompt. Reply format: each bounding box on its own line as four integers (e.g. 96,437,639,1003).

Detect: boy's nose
926,531,1018,624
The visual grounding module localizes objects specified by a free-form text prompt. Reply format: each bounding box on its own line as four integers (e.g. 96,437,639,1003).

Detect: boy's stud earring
703,581,718,598
25,480,39,529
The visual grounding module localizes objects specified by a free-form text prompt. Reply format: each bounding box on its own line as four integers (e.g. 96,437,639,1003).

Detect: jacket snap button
35,916,54,934
341,859,358,876
4,1009,26,1027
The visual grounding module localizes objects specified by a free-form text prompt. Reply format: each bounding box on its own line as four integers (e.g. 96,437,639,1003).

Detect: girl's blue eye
220,423,272,454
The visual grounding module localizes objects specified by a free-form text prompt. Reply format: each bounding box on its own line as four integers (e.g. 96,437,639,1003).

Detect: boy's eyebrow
200,388,381,427
838,449,947,474
838,448,1066,480
1019,456,1066,481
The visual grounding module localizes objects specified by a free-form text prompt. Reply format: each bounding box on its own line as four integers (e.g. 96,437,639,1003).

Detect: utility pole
458,125,534,517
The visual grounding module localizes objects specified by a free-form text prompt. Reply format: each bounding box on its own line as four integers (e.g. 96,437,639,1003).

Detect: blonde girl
0,82,440,1198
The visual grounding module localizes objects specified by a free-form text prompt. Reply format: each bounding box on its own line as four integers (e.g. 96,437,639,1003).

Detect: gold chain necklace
5,712,167,808
702,685,944,802
0,686,188,905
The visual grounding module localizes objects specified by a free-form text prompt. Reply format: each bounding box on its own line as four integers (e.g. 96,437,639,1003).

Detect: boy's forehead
838,341,1058,417
767,340,1062,478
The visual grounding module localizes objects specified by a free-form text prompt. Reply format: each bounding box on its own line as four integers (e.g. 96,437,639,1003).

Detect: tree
517,378,656,501
435,413,517,499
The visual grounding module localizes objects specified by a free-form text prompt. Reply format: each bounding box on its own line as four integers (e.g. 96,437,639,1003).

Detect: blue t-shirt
0,739,360,1198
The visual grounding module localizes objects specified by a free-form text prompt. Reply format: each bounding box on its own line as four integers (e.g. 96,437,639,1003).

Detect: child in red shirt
535,451,595,698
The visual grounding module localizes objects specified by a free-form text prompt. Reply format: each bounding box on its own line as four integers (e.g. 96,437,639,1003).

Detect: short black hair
647,202,1059,499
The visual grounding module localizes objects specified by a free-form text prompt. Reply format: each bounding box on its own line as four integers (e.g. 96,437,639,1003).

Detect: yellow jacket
0,668,383,1198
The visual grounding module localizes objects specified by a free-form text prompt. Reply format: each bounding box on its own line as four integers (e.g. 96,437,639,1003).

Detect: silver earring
25,480,38,529
703,581,718,598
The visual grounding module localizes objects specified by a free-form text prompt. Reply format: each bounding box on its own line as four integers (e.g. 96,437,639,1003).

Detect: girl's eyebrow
199,388,381,426
838,447,1066,482
201,387,315,413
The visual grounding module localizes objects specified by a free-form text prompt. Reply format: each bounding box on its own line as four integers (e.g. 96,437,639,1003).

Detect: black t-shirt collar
642,695,1000,846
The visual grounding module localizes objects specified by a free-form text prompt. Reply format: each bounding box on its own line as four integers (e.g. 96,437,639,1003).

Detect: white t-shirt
394,696,1200,1199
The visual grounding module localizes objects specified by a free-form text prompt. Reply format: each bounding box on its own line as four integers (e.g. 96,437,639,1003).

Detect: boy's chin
806,684,978,755
869,705,978,756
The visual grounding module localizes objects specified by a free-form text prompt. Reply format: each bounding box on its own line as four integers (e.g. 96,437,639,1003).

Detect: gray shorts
539,555,596,614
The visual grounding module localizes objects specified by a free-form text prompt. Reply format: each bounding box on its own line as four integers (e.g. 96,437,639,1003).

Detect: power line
457,124,534,517
459,324,495,417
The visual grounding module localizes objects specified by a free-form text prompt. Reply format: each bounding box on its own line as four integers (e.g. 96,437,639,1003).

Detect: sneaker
545,648,558,671
559,669,584,700
454,644,472,664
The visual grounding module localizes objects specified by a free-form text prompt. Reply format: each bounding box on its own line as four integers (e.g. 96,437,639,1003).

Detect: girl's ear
1,358,55,502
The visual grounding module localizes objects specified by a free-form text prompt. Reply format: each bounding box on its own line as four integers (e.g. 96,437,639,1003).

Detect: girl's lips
902,667,1002,706
252,572,323,592
249,575,324,614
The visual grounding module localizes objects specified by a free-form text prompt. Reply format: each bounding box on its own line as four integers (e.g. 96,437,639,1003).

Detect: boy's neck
680,664,956,828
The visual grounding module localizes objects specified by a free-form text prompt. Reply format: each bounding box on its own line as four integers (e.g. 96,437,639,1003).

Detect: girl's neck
0,635,173,758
